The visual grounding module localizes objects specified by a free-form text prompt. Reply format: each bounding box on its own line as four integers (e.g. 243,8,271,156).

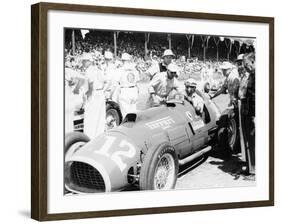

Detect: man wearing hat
115,53,140,117
239,52,255,175
184,78,204,115
236,54,249,100
147,63,180,107
65,60,86,133
211,61,240,108
103,51,118,100
146,49,175,79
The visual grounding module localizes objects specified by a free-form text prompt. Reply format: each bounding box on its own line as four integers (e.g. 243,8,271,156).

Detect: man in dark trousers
239,52,255,175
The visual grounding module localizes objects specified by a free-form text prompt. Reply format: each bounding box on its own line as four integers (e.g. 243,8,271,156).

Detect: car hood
65,132,141,192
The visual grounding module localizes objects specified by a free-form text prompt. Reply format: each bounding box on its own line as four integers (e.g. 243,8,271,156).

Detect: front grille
69,161,105,193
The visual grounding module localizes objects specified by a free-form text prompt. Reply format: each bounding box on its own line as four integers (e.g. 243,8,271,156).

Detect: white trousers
84,90,106,139
118,87,138,118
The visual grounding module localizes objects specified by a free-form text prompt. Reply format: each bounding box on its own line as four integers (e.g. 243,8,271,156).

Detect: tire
106,102,122,130
226,115,239,153
217,113,239,156
65,132,90,154
217,127,231,158
64,132,90,194
139,143,179,190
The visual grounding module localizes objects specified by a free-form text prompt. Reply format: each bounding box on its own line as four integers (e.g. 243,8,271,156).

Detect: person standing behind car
236,54,249,100
103,51,119,101
65,61,85,133
147,63,180,108
240,52,255,175
145,49,175,79
211,61,240,108
83,56,106,139
116,53,140,118
236,54,248,163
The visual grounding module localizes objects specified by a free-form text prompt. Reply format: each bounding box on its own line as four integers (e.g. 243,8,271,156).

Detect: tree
144,33,150,59
200,35,210,62
213,36,220,61
185,34,194,59
167,34,172,49
223,38,233,61
234,40,243,58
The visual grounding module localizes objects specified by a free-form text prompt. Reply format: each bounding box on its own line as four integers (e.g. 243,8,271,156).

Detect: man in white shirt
116,53,140,117
103,51,119,100
83,57,106,139
65,62,85,133
146,49,175,79
147,63,180,107
211,61,240,107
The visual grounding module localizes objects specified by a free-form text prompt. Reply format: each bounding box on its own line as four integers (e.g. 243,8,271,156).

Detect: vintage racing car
65,91,239,193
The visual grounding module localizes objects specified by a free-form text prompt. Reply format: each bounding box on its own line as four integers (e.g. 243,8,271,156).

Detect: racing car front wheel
64,132,90,194
139,143,179,190
65,132,90,160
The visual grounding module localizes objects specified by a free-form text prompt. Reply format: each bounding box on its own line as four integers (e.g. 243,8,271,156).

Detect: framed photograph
31,2,274,221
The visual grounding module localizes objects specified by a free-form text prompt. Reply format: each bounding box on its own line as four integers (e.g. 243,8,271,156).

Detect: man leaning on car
147,63,180,107
146,49,175,79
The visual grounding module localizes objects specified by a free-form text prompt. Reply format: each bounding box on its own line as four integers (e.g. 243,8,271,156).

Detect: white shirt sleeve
147,63,160,77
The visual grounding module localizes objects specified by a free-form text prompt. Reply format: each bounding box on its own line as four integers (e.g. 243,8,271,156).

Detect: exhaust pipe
179,146,212,166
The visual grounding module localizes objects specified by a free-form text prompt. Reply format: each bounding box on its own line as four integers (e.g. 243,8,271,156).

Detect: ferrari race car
65,91,239,193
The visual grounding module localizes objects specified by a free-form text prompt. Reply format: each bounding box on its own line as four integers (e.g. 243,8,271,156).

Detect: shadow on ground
209,147,255,181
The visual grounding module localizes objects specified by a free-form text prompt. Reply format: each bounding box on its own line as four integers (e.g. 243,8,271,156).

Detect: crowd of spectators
65,30,251,86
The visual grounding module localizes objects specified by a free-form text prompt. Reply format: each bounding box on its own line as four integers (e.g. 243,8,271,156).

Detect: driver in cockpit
184,78,204,115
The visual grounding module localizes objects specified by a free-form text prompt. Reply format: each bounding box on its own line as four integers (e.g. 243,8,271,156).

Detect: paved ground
135,82,256,190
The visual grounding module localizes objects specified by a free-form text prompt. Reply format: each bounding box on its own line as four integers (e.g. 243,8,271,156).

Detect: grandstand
65,29,255,62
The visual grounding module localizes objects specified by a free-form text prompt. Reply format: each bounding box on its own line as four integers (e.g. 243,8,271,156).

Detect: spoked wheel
217,113,239,156
153,153,176,190
139,143,178,190
227,117,237,151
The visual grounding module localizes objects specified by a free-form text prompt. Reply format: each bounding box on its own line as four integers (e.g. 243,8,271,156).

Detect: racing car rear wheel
217,115,239,156
139,143,179,190
227,117,238,152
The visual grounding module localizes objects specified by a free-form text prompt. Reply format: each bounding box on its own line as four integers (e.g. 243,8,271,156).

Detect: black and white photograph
64,28,256,194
